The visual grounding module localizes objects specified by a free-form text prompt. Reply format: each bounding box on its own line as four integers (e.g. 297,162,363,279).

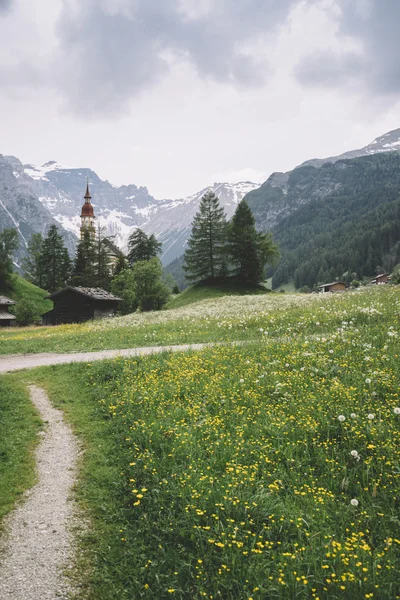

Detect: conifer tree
183,191,227,282
38,225,71,293
22,233,44,288
112,254,128,277
93,224,112,289
127,229,161,265
0,228,18,293
228,200,279,285
70,229,96,287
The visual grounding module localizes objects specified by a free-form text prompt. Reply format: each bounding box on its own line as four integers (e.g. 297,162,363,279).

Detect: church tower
80,181,95,239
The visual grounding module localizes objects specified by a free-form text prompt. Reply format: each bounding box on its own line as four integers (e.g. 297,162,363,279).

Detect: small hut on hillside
0,295,16,327
370,273,390,285
318,281,346,293
42,287,122,325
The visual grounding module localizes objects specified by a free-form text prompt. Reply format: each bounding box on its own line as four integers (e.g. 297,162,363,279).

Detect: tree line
0,190,279,323
183,191,279,285
0,224,174,320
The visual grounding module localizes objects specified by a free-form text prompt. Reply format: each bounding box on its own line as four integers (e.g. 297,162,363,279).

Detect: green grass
10,285,400,599
165,279,271,310
266,277,296,292
0,376,41,526
9,274,53,314
0,286,398,357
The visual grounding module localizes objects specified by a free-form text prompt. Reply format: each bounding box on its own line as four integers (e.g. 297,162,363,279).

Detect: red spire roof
81,180,95,218
84,180,91,200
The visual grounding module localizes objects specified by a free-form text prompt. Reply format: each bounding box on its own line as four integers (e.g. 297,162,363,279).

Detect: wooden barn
0,295,16,327
42,287,122,326
318,281,346,293
370,273,390,285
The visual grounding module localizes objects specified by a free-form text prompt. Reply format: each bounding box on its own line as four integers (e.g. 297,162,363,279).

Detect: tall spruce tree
22,233,44,288
183,191,227,282
39,225,71,293
0,228,19,293
127,229,161,265
93,224,112,289
71,229,96,287
228,200,279,285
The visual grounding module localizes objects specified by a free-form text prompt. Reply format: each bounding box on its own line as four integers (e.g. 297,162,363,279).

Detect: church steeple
84,180,92,201
80,180,95,239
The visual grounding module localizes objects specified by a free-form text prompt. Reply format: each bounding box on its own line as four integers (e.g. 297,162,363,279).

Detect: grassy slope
10,286,400,599
0,376,41,526
10,274,53,314
165,280,271,310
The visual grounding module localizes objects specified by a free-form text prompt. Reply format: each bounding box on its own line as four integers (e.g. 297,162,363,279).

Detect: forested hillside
245,153,400,289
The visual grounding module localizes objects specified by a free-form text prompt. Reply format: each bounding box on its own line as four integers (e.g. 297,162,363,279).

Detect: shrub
14,296,41,326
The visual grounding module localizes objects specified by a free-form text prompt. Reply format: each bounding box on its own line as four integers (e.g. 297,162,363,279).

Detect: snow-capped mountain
143,181,258,264
2,154,259,265
300,128,400,168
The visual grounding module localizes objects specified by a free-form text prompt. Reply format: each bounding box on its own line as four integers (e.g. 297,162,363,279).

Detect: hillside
10,276,53,315
164,279,271,310
243,153,400,289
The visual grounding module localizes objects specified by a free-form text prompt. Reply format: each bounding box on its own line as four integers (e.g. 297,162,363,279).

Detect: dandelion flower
338,415,346,422
365,378,372,384
350,450,359,458
367,413,375,420
350,499,359,507
350,413,357,419
394,407,400,415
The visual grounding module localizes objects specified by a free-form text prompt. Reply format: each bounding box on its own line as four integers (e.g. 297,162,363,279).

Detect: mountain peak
299,127,400,169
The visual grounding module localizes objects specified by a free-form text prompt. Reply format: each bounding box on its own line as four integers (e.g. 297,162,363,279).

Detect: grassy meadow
3,285,398,599
0,377,41,527
0,285,397,356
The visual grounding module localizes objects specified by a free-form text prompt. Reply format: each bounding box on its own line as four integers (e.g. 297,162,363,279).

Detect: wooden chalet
370,273,390,285
0,295,16,327
318,281,346,293
42,287,122,325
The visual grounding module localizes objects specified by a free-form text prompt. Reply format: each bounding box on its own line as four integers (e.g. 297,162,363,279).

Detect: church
79,181,123,265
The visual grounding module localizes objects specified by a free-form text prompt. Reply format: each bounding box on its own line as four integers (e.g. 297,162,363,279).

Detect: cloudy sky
0,0,399,198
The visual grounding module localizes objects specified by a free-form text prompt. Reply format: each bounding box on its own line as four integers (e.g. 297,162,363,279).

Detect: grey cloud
51,0,300,116
0,0,12,13
295,0,400,95
295,50,368,87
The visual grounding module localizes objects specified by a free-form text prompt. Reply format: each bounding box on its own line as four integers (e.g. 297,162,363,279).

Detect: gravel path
0,342,220,373
0,385,79,600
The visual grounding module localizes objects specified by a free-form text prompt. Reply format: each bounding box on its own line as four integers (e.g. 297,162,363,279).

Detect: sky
0,0,400,199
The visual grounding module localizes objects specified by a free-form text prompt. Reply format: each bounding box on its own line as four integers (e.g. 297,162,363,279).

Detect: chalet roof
0,310,16,320
103,238,124,257
0,295,16,306
318,281,345,288
47,286,122,302
375,273,390,278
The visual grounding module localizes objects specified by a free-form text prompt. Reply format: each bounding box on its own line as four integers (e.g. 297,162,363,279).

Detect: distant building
79,182,123,268
80,181,96,239
318,281,346,293
42,287,122,325
370,273,390,285
0,295,16,327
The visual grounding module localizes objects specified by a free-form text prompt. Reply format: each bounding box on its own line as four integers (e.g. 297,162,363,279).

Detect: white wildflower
365,378,372,384
350,413,357,419
350,498,359,507
394,407,400,415
338,415,346,422
367,413,375,420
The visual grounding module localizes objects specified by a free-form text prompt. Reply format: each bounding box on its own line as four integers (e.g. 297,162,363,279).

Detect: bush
110,270,138,315
14,296,41,326
132,258,170,311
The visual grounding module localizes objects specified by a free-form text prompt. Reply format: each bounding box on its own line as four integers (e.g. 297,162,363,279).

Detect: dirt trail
0,342,220,373
0,386,79,600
